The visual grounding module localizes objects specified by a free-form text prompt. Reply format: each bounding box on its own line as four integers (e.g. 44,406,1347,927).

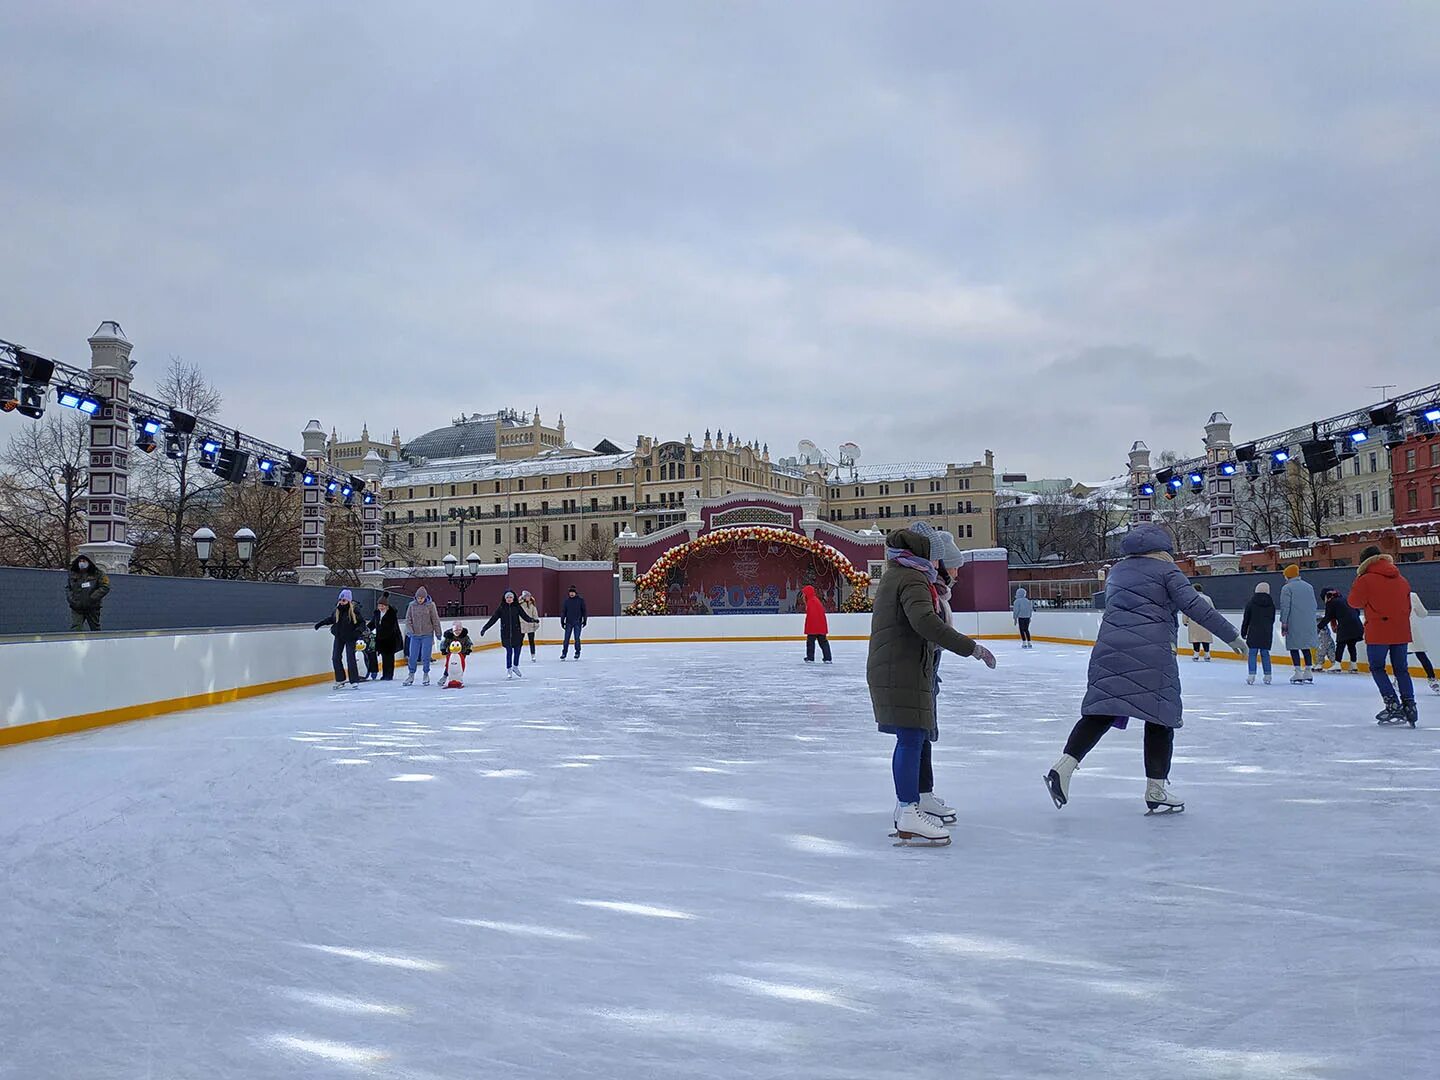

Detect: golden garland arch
628,526,873,615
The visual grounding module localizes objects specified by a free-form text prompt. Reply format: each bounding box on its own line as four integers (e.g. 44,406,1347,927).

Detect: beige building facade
373,412,997,566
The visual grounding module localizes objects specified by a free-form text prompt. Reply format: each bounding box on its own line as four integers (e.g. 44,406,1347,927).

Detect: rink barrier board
2,612,1435,750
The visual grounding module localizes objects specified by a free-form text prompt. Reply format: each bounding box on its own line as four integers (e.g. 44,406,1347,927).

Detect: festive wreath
624,526,873,615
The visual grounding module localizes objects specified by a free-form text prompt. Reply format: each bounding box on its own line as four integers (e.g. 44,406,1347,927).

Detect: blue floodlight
302,471,318,486
1167,476,1184,490
1348,428,1368,444
1138,483,1155,496
1219,461,1236,476
1272,449,1289,463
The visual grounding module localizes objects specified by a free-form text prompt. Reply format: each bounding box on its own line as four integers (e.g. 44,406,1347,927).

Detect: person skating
369,592,403,681
1012,586,1035,649
560,585,587,660
1325,587,1365,674
65,555,110,632
1278,564,1319,683
1410,592,1439,694
358,608,380,680
1241,582,1277,686
440,620,473,685
315,589,366,689
1315,591,1337,672
1044,525,1243,815
868,527,996,846
801,584,832,663
482,590,539,677
1348,546,1418,726
519,591,541,662
1182,584,1216,662
403,586,443,686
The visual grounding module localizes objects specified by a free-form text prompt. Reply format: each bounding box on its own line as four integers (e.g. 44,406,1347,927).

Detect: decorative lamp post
193,525,255,579
443,551,482,615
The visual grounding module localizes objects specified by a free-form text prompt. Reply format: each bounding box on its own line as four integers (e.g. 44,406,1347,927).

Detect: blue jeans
1367,643,1415,702
407,634,433,674
505,644,522,668
889,728,934,804
1247,649,1271,676
563,625,582,656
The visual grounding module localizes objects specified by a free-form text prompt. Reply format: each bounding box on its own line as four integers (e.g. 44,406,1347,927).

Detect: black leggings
1289,648,1313,668
1336,639,1360,663
1017,617,1032,643
1063,715,1174,780
1192,641,1210,654
526,632,536,655
1418,651,1436,680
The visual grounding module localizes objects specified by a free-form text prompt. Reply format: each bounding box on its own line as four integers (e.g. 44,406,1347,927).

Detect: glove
972,643,997,669
1229,639,1247,654
313,621,324,630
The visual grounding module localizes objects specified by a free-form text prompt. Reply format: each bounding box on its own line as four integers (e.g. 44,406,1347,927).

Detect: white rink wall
2,611,1436,742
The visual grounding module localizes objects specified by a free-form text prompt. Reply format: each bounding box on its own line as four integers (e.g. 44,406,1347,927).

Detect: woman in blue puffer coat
1044,525,1243,814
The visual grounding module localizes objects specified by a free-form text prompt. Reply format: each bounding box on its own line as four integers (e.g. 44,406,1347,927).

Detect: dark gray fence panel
0,567,414,636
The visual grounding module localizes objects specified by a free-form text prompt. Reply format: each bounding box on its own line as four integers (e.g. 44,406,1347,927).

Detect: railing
1011,579,1103,608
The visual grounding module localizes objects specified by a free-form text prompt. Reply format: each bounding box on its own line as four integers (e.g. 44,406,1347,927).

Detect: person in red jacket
801,584,833,663
1348,545,1418,726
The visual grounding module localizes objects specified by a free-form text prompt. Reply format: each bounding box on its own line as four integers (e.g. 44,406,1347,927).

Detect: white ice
1,641,1437,1079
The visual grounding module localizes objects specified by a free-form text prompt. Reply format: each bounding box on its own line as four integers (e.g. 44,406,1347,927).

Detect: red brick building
1392,431,1440,528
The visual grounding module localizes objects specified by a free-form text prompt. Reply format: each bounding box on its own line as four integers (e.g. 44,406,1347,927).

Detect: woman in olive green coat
868,528,997,843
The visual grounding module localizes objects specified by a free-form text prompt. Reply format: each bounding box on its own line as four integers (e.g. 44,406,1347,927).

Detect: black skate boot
1376,697,1403,725
1401,700,1419,728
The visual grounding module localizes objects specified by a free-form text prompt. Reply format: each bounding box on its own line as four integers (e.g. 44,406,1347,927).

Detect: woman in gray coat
1278,564,1319,684
1045,524,1242,814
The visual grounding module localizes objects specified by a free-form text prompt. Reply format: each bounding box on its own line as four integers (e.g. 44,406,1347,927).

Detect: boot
1376,698,1402,724
1339,660,1350,674
1303,667,1314,684
1401,701,1419,728
892,803,950,845
402,674,414,687
1289,670,1304,684
1203,653,1211,663
1264,673,1272,684
422,673,431,686
1246,674,1256,685
1192,653,1201,662
919,792,957,823
1145,778,1184,814
1044,754,1079,808
1430,678,1439,695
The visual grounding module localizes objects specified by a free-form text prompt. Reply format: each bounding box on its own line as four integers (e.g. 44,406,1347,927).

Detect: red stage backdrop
663,535,842,615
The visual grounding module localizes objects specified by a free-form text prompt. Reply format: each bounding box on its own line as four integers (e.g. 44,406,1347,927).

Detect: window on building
449,485,456,497
1407,449,1418,472
1432,485,1440,509
1368,452,1378,473
616,471,623,484
1408,488,1419,512
407,487,414,499
449,530,457,547
1389,488,1395,510
407,533,414,548
495,481,502,493
613,522,622,537
494,528,502,544
904,482,915,494
471,483,478,495
1352,458,1361,476
1354,493,1363,515
590,473,598,485
965,524,973,538
541,525,550,542
1431,444,1440,468
590,497,598,511
590,523,600,539
1371,489,1380,512
406,509,414,522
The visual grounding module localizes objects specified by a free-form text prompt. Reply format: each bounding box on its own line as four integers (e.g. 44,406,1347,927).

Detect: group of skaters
868,520,1434,847
314,585,590,689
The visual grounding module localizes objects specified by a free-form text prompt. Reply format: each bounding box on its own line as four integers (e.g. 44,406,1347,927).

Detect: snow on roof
841,462,952,482
384,450,636,487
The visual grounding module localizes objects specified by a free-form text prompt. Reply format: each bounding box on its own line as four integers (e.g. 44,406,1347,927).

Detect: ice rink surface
1,640,1438,1080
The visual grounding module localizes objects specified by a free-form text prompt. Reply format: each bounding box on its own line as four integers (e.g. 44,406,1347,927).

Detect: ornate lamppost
193,526,256,579
443,551,482,615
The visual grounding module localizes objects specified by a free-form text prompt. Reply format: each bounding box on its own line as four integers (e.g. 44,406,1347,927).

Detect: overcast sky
3,2,1436,480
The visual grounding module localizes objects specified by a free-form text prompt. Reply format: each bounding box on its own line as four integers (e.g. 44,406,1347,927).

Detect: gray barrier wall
1185,562,1440,612
0,567,413,637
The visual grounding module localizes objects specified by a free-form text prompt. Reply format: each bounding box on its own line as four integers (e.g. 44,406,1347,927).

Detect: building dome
402,410,527,461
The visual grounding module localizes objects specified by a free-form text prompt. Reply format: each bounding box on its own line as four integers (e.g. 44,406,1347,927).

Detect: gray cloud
2,1,1436,478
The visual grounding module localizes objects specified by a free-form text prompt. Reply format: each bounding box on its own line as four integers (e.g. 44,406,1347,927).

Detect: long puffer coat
1412,593,1430,653
1241,591,1277,650
1278,577,1320,651
866,529,979,738
801,585,829,636
1348,554,1413,646
482,599,539,649
1081,525,1239,730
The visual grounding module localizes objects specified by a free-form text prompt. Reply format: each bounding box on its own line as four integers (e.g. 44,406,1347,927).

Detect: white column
1127,441,1153,529
78,321,135,574
359,448,385,588
297,419,329,585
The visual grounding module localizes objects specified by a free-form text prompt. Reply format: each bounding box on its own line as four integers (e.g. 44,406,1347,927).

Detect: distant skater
482,590,540,678
560,586,587,660
1242,582,1277,685
1045,525,1242,815
1349,546,1417,726
1411,592,1438,694
1279,565,1318,684
1182,583,1215,661
1325,587,1366,674
868,527,996,847
315,589,365,689
403,586,443,687
801,584,832,663
1012,587,1035,648
519,591,541,662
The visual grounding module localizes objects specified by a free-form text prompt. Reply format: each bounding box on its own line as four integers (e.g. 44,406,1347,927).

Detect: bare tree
212,483,301,580
128,357,226,576
0,411,91,567
1287,465,1345,539
323,504,364,586
577,528,616,563
1233,469,1292,548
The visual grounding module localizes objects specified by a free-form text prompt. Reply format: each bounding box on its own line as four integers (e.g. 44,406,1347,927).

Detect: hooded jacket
866,529,980,738
405,596,444,638
1011,588,1034,622
1348,554,1412,646
1080,524,1239,729
482,598,539,648
1325,594,1365,643
66,557,110,612
1278,576,1321,651
519,595,539,627
1241,589,1277,651
801,585,829,636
